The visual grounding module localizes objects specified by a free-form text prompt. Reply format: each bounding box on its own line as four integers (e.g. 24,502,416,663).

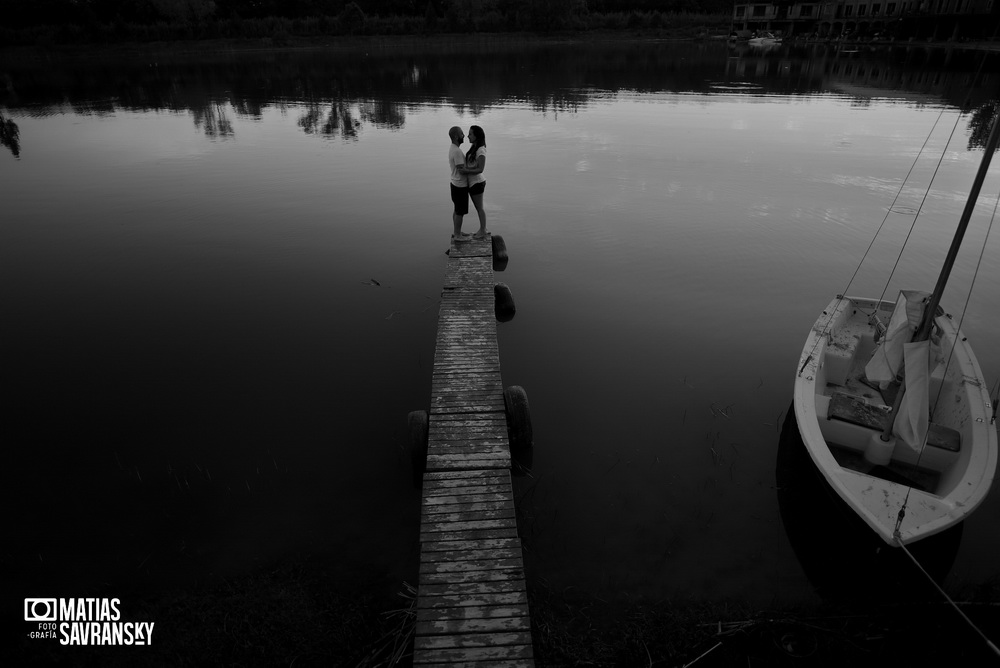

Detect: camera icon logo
24,598,58,622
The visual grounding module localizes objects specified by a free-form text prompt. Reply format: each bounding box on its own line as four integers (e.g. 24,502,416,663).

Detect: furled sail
864,291,941,449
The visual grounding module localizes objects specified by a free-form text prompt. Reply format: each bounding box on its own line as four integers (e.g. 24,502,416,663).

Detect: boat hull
793,296,997,545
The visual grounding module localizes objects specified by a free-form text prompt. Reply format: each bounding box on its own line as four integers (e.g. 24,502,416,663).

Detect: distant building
731,0,998,40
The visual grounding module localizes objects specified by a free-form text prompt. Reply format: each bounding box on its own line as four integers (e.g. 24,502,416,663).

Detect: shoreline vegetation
4,22,1000,62
1,0,735,50
3,0,998,53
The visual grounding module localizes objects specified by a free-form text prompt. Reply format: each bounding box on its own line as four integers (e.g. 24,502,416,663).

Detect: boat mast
881,106,1000,440
916,107,1000,343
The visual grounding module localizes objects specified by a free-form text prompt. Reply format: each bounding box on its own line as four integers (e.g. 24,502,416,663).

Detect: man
448,126,471,242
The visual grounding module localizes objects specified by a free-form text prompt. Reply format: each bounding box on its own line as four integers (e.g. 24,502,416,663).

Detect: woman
459,125,488,239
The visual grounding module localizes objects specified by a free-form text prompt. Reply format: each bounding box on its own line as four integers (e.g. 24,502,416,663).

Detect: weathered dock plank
414,234,533,666
417,604,530,621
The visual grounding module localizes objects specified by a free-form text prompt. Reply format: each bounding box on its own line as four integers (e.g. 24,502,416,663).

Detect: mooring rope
894,536,1000,659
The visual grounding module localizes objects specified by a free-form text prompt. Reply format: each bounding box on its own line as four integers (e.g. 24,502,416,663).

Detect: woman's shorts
469,181,486,196
450,184,469,215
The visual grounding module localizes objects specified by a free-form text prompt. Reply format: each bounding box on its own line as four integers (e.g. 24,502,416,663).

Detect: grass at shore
529,578,1000,667
12,557,999,667
14,559,417,667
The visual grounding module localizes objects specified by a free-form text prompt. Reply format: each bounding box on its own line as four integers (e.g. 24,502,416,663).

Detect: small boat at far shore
748,32,781,46
793,108,1000,547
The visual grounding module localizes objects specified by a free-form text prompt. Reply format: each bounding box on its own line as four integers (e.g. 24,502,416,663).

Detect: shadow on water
776,405,963,604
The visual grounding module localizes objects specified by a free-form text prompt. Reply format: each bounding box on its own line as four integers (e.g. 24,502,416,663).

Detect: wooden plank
426,450,510,460
424,474,509,488
426,446,511,459
416,591,528,610
419,509,517,525
427,440,509,450
423,484,509,497
418,662,532,668
428,414,507,423
419,569,524,585
427,431,507,441
423,483,510,495
414,632,532,650
416,579,527,597
416,649,533,665
422,493,510,505
416,604,530,621
427,432,507,441
434,349,499,358
419,558,524,574
420,547,522,562
420,518,518,534
427,432,507,440
430,386,503,396
828,391,961,452
425,458,510,471
427,429,507,439
427,437,508,447
424,470,510,481
427,436,508,446
415,615,531,635
422,501,514,516
418,527,520,542
429,410,505,419
426,442,509,452
421,537,522,552
425,462,510,472
431,379,503,390
430,403,506,414
430,394,503,404
430,387,502,397
425,455,510,468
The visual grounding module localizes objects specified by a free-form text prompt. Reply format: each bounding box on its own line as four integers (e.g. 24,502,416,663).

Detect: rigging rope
930,168,1000,418
800,111,951,371
875,112,964,308
894,536,1000,659
839,108,946,303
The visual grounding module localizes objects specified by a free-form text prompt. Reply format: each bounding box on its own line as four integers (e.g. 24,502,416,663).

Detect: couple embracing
448,125,487,242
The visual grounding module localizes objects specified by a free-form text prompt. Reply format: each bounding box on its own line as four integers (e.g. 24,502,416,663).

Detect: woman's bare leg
471,194,487,238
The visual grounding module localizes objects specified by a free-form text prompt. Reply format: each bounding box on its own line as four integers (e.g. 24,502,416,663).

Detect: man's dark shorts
469,181,486,197
451,184,469,216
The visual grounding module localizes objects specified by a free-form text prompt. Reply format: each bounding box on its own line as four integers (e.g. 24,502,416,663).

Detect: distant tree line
0,0,733,45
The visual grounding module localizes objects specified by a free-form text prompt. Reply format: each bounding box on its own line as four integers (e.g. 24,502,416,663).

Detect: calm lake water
3,39,1000,618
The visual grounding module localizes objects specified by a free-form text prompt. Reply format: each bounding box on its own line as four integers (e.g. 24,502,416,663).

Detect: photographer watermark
24,598,155,646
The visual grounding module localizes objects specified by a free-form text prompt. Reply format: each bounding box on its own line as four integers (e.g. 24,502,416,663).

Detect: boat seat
827,392,961,452
823,332,862,387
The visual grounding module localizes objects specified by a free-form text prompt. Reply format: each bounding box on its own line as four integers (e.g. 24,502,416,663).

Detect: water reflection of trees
967,101,1000,152
192,102,234,138
1,41,996,145
0,111,20,158
298,101,359,139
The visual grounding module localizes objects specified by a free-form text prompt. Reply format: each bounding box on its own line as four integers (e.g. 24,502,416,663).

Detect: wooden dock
413,235,534,665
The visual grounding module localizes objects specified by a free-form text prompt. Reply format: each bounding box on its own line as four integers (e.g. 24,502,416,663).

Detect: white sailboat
748,31,780,46
793,111,1000,546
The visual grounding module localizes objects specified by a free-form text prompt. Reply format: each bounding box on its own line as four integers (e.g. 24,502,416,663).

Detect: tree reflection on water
0,111,19,157
0,41,996,150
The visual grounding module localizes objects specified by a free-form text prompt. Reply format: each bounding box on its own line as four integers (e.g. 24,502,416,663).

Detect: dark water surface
3,39,999,625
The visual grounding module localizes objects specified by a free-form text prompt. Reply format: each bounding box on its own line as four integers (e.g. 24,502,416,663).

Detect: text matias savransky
24,597,155,646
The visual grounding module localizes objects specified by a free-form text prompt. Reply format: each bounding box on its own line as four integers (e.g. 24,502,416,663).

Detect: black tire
503,386,533,451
